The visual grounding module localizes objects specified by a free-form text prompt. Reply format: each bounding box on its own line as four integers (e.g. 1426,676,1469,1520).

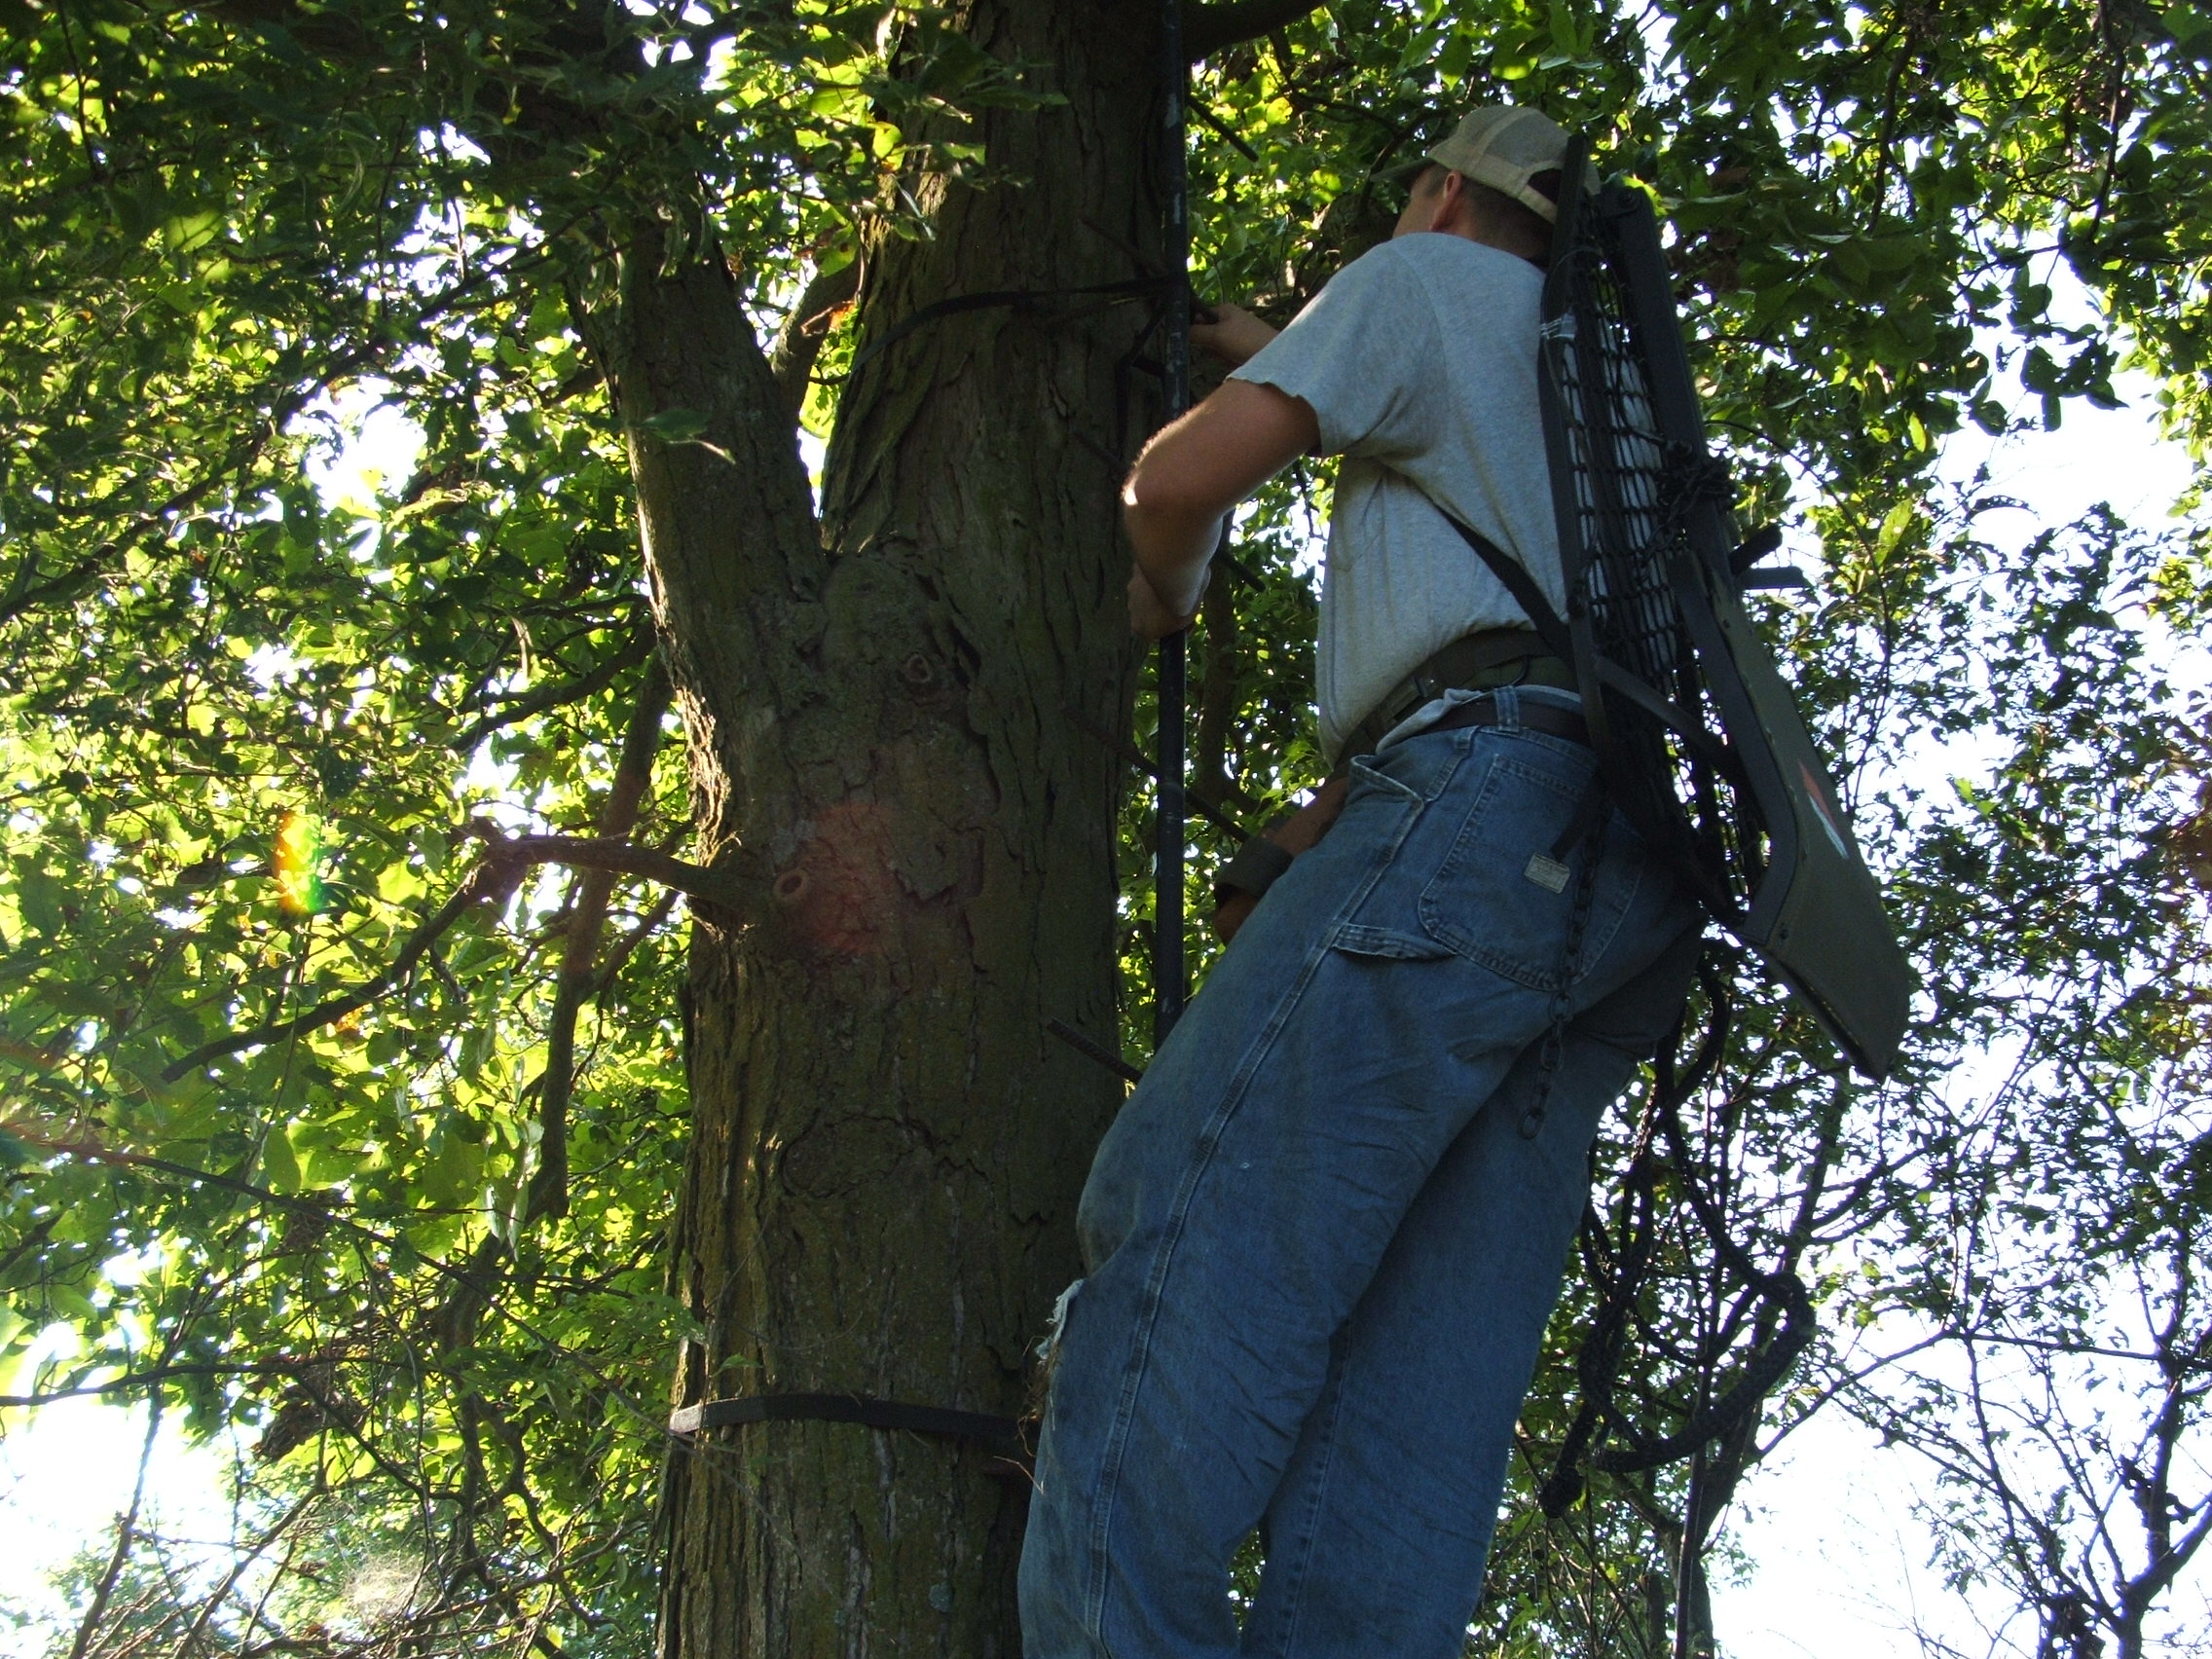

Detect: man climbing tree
1022,105,1706,1658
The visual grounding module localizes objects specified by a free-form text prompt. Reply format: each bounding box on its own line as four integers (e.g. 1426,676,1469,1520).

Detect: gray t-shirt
1231,233,1561,761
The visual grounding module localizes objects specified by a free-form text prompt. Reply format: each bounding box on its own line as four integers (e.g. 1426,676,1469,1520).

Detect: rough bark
615,4,1166,1653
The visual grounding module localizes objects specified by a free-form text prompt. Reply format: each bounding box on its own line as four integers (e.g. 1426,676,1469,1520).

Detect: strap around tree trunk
667,1391,1028,1462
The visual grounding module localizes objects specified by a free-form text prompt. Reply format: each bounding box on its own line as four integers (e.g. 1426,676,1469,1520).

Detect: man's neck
1403,225,1548,270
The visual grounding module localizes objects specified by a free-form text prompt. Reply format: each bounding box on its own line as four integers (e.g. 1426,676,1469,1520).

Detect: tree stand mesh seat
1450,139,1914,1078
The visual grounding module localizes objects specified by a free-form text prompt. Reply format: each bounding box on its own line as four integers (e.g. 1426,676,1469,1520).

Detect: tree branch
161,868,494,1081
1185,0,1326,58
452,622,655,750
526,658,672,1223
0,1358,325,1409
767,260,861,422
2127,1499,2212,1616
482,830,750,911
66,1380,164,1659
161,817,747,1081
172,1489,320,1659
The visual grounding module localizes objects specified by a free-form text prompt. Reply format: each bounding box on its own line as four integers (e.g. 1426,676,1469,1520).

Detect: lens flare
276,812,327,916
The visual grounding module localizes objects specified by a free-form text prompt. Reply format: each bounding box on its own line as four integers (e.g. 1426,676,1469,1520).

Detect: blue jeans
1020,689,1703,1659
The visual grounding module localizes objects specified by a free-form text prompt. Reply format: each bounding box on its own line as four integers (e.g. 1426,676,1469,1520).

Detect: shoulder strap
1423,496,1575,664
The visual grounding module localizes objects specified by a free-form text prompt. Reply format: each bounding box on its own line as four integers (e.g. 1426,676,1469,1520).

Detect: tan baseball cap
1424,105,1571,223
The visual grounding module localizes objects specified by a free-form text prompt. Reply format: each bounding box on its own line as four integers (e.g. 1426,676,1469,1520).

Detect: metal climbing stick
1040,1,1236,1084
1154,0,1191,1046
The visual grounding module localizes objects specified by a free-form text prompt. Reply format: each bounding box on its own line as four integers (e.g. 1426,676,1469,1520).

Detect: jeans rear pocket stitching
1329,921,1457,961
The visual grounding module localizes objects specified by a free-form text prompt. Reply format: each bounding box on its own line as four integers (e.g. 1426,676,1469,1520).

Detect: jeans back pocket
1416,744,1643,990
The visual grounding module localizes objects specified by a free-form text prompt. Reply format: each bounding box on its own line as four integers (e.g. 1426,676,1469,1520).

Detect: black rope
1537,949,1817,1514
669,1392,1028,1464
1539,1060,1680,1518
1593,1090,1817,1473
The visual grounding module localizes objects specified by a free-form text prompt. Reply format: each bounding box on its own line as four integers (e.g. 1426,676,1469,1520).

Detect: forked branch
768,260,862,421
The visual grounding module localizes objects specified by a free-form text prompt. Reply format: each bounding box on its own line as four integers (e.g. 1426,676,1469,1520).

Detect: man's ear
1431,170,1478,237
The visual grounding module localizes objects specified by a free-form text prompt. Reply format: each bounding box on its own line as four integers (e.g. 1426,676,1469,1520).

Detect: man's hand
1190,302,1279,366
1270,776,1350,857
1128,563,1202,640
1213,777,1350,945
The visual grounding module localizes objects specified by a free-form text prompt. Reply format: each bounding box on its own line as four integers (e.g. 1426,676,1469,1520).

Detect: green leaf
1875,498,1918,555
162,211,223,254
16,864,65,938
46,1281,96,1321
377,861,426,903
260,1124,302,1194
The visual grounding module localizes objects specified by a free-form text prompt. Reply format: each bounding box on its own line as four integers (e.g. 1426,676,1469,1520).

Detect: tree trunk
614,4,1169,1653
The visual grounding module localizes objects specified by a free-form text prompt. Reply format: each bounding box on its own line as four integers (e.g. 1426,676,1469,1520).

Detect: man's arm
1122,378,1318,639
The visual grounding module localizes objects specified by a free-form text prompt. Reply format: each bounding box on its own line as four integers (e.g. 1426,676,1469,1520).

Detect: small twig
168,1489,319,1659
1188,93,1259,162
592,889,680,995
55,2,106,182
1070,425,1129,475
162,819,748,1081
0,1357,324,1409
452,624,655,750
67,1388,165,1659
1046,1018,1144,1086
1064,707,1250,841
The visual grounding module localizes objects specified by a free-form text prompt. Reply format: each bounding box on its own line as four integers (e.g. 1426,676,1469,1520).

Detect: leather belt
1217,649,1589,912
1340,627,1580,764
1422,695,1589,748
